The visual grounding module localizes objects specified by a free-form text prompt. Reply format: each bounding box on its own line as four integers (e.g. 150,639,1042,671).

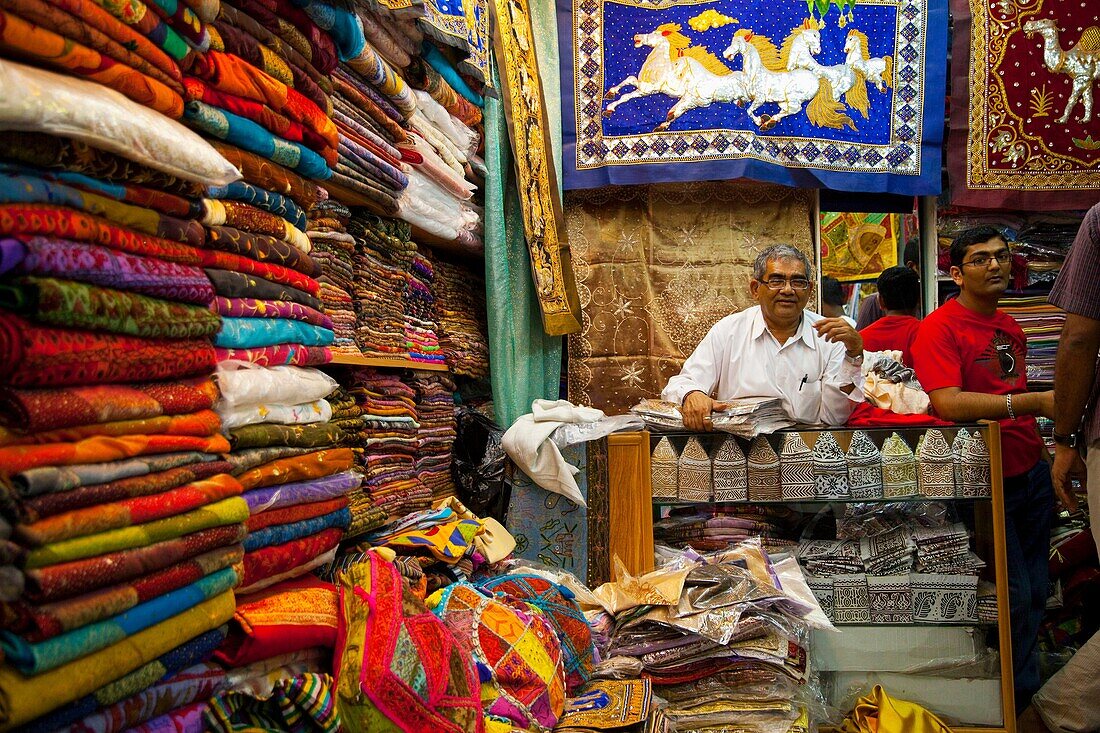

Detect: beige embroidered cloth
566,182,813,415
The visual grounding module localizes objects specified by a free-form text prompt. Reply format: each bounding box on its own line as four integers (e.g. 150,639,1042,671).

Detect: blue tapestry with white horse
557,0,947,194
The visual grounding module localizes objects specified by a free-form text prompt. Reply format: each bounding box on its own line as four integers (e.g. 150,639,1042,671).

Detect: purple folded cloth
242,470,363,513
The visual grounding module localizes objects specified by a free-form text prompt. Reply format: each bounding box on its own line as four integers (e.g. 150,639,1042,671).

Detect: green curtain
483,54,562,428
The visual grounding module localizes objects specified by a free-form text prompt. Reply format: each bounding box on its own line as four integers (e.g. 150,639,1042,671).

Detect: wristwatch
1052,430,1082,449
844,352,864,365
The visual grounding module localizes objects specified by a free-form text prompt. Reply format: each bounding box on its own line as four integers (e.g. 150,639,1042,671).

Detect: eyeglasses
761,277,812,291
961,249,1011,268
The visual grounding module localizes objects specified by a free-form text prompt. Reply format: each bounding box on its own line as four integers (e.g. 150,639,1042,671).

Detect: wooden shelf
327,353,448,371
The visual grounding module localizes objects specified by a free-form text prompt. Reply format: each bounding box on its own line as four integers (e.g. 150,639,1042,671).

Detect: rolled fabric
0,0,183,92
238,528,341,591
15,472,242,546
218,398,331,430
210,141,326,208
236,448,355,491
14,459,233,523
205,224,316,271
0,9,184,118
211,297,331,328
0,591,236,729
182,0,217,23
0,162,199,218
22,524,245,602
204,268,320,309
24,496,249,568
201,198,309,250
214,317,333,349
242,507,348,552
0,567,237,675
143,0,209,51
0,410,222,450
215,363,335,408
0,205,204,265
227,0,336,72
83,0,191,60
0,313,218,388
0,378,218,434
331,72,406,142
241,470,360,514
11,452,218,500
199,249,319,294
0,276,221,339
245,496,346,533
214,344,330,367
215,3,330,93
228,422,343,450
207,180,306,231
0,432,230,476
184,101,331,180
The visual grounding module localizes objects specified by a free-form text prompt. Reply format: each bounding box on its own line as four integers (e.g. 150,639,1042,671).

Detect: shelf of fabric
326,354,449,371
653,496,992,506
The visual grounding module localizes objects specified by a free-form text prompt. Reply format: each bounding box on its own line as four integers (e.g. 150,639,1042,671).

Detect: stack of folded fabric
347,212,412,358
912,522,982,574
342,368,428,521
798,539,865,576
214,362,357,596
0,58,249,731
411,374,457,501
999,295,1065,388
654,505,802,553
306,201,362,358
428,253,490,378
404,253,444,365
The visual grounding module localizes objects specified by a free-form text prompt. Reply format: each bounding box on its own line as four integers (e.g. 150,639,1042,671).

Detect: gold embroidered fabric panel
565,182,811,415
949,0,1100,209
491,0,582,336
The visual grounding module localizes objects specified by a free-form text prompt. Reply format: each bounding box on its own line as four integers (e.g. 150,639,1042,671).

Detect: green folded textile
24,497,249,569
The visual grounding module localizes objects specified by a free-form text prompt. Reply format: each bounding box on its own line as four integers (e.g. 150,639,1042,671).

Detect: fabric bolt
204,268,321,310
0,162,198,218
215,3,329,93
208,180,306,230
0,205,204,265
0,432,229,475
24,496,249,569
215,344,331,367
215,363,335,409
242,507,348,552
0,175,204,246
238,527,342,590
0,237,214,305
134,0,209,50
0,567,237,675
0,9,184,118
0,132,200,198
0,276,221,339
21,524,244,603
2,545,242,641
11,459,232,523
184,101,332,180
0,592,235,729
0,0,182,94
240,470,361,514
235,448,355,491
209,20,329,112
199,249,319,293
16,472,242,546
813,431,850,499
201,198,310,250
228,421,342,450
209,141,326,209
211,297,331,328
218,399,331,430
227,0,337,72
16,626,227,732
214,317,333,348
335,552,483,733
245,496,345,534
0,408,220,449
847,430,884,500
0,378,217,434
10,451,218,499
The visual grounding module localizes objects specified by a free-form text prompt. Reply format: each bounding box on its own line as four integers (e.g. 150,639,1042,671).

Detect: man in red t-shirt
859,266,920,366
912,225,1055,710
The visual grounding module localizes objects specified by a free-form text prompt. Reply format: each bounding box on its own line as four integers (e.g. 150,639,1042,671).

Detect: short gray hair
753,244,812,281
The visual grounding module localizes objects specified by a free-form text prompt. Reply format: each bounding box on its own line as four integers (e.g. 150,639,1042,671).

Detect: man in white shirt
662,244,865,430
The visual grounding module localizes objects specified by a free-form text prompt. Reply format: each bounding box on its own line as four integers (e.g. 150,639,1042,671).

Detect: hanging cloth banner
557,0,948,195
948,0,1100,210
493,0,583,336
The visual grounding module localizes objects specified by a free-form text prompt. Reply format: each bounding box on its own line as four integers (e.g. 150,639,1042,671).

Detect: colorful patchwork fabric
205,673,340,733
369,516,482,563
478,574,596,692
429,582,567,731
335,551,484,733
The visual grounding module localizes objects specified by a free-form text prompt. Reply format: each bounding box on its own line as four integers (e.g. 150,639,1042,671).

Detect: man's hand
815,317,863,357
682,391,716,432
1051,443,1086,512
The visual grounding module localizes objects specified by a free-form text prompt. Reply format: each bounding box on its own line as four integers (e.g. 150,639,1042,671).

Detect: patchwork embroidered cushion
429,582,566,732
478,574,596,693
335,552,484,733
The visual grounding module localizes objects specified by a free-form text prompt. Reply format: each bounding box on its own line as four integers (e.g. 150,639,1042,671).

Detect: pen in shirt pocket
799,374,808,391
